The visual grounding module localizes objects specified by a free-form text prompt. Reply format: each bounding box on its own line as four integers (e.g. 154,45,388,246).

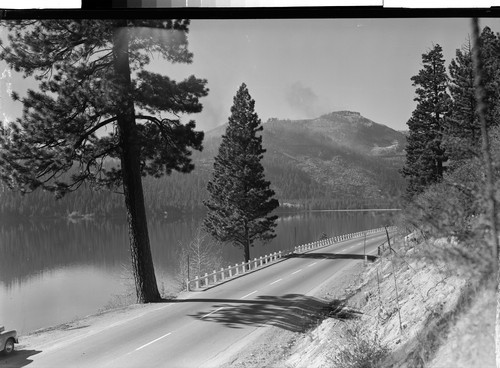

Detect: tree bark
113,22,161,303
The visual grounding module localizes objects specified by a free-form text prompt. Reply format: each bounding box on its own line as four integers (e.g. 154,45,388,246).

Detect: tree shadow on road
286,253,378,262
186,294,362,332
0,349,42,368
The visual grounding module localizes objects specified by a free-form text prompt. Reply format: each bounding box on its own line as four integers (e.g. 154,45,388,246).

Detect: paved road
3,231,391,368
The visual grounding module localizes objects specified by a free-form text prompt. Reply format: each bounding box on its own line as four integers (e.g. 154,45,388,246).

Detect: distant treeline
0,164,400,221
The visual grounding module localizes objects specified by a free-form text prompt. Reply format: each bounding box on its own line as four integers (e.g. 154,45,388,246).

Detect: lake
0,210,395,335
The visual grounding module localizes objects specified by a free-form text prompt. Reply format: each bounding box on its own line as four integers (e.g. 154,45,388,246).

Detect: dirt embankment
225,235,496,368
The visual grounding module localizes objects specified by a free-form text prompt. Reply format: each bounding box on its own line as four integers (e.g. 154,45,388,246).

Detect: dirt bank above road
222,236,495,368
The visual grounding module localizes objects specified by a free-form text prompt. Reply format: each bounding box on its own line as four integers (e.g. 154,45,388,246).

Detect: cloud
197,100,227,131
285,81,326,118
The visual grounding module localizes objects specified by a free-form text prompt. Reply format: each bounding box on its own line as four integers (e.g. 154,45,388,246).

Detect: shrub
328,321,389,368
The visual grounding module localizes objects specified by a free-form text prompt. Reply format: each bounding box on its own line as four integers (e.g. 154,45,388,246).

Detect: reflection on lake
0,210,395,334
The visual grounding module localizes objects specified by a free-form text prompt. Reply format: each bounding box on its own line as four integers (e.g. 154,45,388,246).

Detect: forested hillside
0,111,406,219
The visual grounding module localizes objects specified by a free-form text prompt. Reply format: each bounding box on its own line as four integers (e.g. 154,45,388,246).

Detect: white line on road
306,262,317,267
202,307,225,319
240,290,258,299
291,269,302,275
135,332,172,351
269,278,282,285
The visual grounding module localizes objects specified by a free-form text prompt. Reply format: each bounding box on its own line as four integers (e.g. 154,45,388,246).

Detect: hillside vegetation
0,111,406,219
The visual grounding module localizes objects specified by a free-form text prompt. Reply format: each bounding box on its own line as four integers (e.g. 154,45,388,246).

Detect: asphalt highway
4,230,391,368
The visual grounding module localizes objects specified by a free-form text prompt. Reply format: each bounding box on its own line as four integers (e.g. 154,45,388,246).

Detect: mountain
267,111,406,156
196,110,406,209
0,111,407,219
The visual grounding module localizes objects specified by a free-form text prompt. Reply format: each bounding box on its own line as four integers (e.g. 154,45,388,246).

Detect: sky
1,17,500,132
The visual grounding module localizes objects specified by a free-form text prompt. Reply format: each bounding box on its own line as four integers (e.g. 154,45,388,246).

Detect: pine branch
73,116,119,149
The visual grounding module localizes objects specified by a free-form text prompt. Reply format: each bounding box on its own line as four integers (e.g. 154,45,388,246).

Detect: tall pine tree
478,27,500,129
446,38,478,167
446,28,500,168
203,83,279,263
0,20,208,303
402,44,452,198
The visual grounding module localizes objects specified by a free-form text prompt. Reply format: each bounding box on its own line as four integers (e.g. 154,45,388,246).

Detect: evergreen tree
0,20,207,303
478,27,500,129
402,44,452,199
446,38,478,167
203,83,279,263
446,28,500,168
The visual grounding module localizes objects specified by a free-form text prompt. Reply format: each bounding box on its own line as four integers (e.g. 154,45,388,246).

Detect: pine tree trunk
113,22,161,303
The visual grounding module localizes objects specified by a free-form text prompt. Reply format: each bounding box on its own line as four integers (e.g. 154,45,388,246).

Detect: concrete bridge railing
186,226,396,291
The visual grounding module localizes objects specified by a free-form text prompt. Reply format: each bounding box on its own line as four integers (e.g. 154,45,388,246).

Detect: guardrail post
259,256,263,266
254,258,258,269
186,279,190,291
204,273,208,286
241,261,245,273
221,267,225,281
229,266,233,278
195,275,200,289
235,263,239,275
278,250,282,258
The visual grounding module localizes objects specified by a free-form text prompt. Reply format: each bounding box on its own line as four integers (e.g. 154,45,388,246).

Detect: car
0,326,18,355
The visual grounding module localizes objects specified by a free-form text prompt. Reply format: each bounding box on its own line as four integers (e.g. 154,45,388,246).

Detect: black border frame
1,7,499,20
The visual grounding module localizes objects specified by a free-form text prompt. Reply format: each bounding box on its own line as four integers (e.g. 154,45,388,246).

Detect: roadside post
186,254,190,291
364,232,367,264
294,226,297,248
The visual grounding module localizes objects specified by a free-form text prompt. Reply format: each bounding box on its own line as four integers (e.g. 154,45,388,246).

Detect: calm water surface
0,210,394,334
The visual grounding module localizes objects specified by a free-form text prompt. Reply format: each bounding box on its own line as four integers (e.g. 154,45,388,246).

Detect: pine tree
0,20,208,303
446,28,500,168
478,27,500,129
203,83,279,263
446,38,478,167
402,44,452,199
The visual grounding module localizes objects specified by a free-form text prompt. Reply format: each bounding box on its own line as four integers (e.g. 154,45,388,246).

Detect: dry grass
428,281,496,368
327,321,389,368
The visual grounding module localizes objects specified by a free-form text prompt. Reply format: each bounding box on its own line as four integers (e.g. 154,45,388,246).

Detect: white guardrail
186,226,396,291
